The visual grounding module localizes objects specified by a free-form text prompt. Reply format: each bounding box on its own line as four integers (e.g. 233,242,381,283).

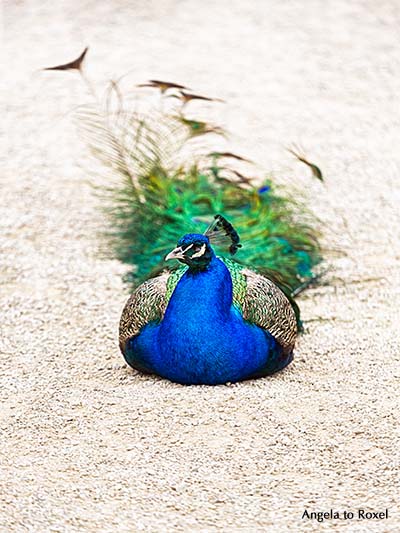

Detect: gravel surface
1,1,399,531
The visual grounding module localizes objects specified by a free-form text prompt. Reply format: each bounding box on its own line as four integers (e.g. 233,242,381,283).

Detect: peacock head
165,234,214,270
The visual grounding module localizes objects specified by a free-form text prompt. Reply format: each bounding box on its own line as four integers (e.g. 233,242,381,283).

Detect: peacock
119,215,297,384
43,47,322,384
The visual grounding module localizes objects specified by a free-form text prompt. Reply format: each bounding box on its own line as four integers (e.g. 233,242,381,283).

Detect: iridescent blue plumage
122,233,294,385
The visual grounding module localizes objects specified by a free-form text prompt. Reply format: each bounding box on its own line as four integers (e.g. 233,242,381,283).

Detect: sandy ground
1,1,400,531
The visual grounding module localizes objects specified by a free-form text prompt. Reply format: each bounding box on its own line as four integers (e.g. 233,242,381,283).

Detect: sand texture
1,1,400,531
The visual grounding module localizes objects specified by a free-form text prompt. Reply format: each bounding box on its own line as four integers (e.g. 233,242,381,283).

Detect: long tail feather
72,78,322,297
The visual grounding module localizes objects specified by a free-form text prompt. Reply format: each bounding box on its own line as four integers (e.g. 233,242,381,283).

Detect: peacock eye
192,245,201,252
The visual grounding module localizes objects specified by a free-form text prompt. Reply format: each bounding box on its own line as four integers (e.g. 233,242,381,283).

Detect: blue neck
163,256,233,325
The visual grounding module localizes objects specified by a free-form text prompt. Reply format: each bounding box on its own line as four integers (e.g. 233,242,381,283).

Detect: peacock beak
165,246,185,261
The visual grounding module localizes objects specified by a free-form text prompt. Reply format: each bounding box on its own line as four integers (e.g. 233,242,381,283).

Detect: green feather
76,86,322,300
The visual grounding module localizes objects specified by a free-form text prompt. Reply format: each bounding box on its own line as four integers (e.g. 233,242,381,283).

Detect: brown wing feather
119,272,170,353
241,268,297,354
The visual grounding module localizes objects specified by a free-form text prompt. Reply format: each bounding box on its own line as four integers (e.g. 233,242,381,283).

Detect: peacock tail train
76,80,322,303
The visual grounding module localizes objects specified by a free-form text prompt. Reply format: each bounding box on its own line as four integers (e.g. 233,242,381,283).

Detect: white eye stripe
191,243,206,258
182,243,193,252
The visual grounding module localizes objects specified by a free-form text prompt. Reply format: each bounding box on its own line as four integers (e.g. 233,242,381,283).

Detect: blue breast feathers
125,255,292,385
